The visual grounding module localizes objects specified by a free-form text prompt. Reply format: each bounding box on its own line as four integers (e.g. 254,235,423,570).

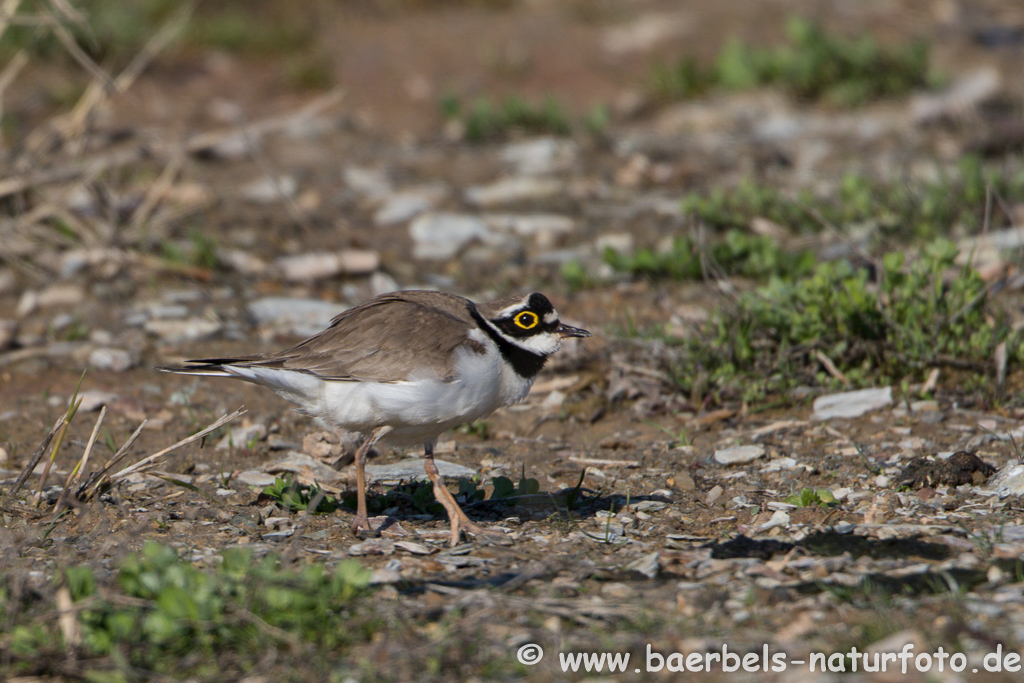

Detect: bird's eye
514,311,539,329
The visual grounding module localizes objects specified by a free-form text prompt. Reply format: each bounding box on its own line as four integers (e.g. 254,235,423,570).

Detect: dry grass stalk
53,405,106,513
9,413,66,496
77,419,147,502
110,408,246,482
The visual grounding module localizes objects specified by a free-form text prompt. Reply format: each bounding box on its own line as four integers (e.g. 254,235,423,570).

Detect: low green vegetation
785,487,838,507
683,159,1024,240
2,542,373,678
261,475,338,514
654,16,935,106
675,239,1023,402
604,229,817,282
442,93,572,142
0,1,330,88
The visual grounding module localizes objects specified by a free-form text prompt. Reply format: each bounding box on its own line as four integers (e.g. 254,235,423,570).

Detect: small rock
76,390,117,412
600,582,635,599
910,400,940,412
247,297,341,337
343,166,391,200
394,541,432,555
409,213,491,260
88,347,137,372
910,68,1000,123
757,509,790,532
216,423,267,450
217,249,267,275
874,475,890,488
464,176,562,207
16,290,38,317
275,250,380,282
262,451,346,484
241,175,297,204
236,470,278,487
37,285,85,308
714,445,765,465
623,551,660,579
706,485,724,504
348,539,396,556
373,186,445,226
812,386,893,420
483,214,575,248
366,458,476,484
143,318,222,344
594,232,634,254
500,137,577,176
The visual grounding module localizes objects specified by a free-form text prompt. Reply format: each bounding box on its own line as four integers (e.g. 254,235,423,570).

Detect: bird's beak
556,323,591,338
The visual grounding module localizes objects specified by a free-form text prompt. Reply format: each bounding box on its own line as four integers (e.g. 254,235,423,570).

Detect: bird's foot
448,518,511,547
350,514,389,536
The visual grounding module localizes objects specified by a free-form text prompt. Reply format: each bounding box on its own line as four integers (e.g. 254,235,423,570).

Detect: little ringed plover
160,290,590,546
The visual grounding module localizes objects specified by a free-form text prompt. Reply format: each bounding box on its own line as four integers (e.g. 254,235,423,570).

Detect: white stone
464,176,562,207
812,386,893,420
276,250,379,281
143,318,222,344
88,347,137,372
714,445,765,465
365,458,476,484
500,137,577,175
247,297,341,337
241,175,297,204
483,214,575,248
409,213,491,260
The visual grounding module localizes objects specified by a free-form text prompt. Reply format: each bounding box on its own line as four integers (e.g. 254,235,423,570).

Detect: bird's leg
422,441,491,546
350,425,392,535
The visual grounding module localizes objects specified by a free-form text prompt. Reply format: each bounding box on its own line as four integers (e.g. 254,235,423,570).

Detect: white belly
233,342,534,447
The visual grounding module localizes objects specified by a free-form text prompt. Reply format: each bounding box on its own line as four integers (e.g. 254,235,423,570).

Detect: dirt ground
4,0,1024,680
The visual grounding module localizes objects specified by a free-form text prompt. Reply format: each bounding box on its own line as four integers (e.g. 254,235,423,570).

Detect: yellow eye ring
515,311,539,329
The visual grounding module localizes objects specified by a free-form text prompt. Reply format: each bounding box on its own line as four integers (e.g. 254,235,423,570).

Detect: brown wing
193,291,486,382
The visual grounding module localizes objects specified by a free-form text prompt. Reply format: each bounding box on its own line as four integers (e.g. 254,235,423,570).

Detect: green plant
784,487,838,507
445,94,572,142
261,476,338,514
676,239,1024,403
604,229,816,283
2,543,372,676
653,16,935,106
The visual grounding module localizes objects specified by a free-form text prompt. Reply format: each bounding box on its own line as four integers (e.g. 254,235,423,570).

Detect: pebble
409,213,491,260
246,297,341,337
464,176,562,207
343,166,391,200
235,470,277,487
241,175,297,204
365,458,476,484
706,485,724,504
482,214,575,248
262,451,346,484
216,423,267,450
37,285,85,308
714,445,765,465
757,509,790,532
910,67,1000,123
373,185,446,226
812,386,893,420
985,463,1024,498
143,318,222,344
76,390,118,412
88,347,137,372
500,137,577,176
275,250,380,282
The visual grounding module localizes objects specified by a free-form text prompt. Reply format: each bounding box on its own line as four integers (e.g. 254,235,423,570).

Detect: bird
160,290,590,546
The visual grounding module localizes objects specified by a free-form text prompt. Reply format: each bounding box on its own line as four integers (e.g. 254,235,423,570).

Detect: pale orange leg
350,425,392,535
423,442,492,546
